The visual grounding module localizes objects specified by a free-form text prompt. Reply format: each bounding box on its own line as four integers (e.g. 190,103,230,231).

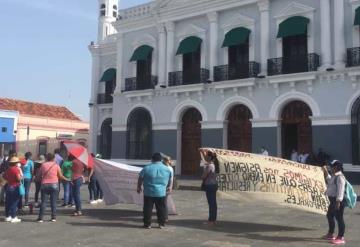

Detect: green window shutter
222,27,251,47
277,16,310,38
129,45,153,62
355,7,360,26
176,36,202,55
99,68,116,82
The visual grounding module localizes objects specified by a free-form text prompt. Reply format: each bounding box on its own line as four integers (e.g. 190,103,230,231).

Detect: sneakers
50,218,56,222
37,219,43,223
143,225,151,229
159,225,165,229
322,234,336,240
10,217,21,223
90,200,98,205
96,199,103,203
4,216,12,222
331,237,346,245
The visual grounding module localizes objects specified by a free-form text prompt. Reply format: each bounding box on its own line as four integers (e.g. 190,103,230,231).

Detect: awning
129,45,153,62
176,36,202,55
222,27,251,47
99,68,116,82
277,16,310,38
355,7,360,26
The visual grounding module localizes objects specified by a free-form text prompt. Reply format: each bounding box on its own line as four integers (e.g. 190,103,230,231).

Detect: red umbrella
62,141,94,168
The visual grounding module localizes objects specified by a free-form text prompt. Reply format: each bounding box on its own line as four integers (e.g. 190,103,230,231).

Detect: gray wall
312,125,352,163
152,130,177,159
111,131,127,159
252,127,278,156
201,129,223,149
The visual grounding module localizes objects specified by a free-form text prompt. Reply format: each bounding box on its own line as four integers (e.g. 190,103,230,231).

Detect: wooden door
183,48,201,85
283,34,308,73
228,40,249,79
281,101,312,158
227,105,252,152
181,108,202,175
100,118,112,159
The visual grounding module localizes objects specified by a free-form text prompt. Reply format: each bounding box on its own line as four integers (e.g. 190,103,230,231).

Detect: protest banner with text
200,148,330,215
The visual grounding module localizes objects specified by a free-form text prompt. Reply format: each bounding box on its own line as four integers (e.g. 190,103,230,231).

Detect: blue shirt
139,162,171,197
22,160,34,179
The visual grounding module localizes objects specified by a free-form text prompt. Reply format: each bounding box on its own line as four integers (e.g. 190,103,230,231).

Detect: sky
0,0,151,122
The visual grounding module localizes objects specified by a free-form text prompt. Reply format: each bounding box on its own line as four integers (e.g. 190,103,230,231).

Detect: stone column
334,0,346,68
89,46,100,153
115,32,124,93
320,0,332,69
207,12,218,81
157,23,167,87
258,0,270,76
166,22,175,86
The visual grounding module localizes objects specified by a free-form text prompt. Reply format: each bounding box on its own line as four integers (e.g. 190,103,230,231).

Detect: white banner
95,159,177,214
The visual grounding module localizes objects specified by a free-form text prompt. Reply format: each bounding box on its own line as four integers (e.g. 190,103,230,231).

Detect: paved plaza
0,186,359,247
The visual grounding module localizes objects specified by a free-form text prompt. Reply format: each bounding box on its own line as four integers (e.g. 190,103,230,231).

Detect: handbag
19,180,25,196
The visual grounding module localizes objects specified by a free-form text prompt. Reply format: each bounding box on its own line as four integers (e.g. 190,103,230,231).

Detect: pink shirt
40,161,60,184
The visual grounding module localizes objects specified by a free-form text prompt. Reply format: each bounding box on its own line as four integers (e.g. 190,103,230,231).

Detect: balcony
213,62,260,82
267,53,320,76
124,76,158,92
168,69,210,87
97,94,113,104
347,47,360,67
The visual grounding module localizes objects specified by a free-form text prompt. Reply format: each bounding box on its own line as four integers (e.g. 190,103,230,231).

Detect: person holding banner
201,151,218,226
137,153,171,229
162,155,176,221
322,160,346,245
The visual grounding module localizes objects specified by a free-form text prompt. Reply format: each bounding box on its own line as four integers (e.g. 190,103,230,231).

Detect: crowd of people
0,148,104,223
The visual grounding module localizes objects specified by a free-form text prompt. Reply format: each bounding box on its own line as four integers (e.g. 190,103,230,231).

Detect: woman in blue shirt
22,152,34,206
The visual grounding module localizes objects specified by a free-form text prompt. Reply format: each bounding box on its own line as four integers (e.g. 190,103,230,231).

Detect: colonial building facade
89,0,360,175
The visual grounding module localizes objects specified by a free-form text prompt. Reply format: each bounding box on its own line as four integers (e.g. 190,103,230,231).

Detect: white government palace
89,0,360,177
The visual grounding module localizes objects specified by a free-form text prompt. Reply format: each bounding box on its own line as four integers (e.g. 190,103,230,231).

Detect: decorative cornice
206,11,218,23
257,0,269,12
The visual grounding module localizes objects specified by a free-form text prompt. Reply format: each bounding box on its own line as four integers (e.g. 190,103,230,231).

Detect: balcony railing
214,62,260,82
124,76,158,92
347,47,360,67
267,53,320,76
168,68,210,87
97,94,113,104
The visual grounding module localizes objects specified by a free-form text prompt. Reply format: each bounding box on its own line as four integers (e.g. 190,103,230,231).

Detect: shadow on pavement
167,219,312,234
68,221,142,229
228,233,326,243
82,208,142,221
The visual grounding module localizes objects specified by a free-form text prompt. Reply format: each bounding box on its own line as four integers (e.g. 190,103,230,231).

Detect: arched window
281,101,312,159
100,4,106,16
126,108,152,159
351,97,360,165
100,118,112,159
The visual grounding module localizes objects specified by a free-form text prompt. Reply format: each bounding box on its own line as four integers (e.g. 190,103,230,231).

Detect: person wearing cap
321,160,347,245
33,155,46,207
3,156,23,223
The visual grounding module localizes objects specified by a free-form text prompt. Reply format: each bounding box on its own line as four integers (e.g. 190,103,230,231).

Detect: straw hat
8,157,21,164
35,155,46,164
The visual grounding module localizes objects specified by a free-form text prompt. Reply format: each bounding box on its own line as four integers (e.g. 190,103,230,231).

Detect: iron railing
124,76,158,92
347,47,360,67
168,68,210,86
267,53,320,76
213,62,260,82
97,94,113,104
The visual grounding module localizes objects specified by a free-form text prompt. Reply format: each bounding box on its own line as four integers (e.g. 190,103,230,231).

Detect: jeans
88,175,98,201
63,181,73,205
39,183,58,220
72,177,83,212
34,182,41,203
143,196,166,227
5,186,20,218
23,178,31,205
205,184,218,222
327,197,346,237
0,184,6,203
96,180,103,199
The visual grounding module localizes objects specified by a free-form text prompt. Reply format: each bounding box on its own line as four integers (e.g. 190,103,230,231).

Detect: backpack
336,175,357,209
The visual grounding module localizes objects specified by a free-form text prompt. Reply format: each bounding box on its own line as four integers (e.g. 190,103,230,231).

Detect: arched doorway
181,108,202,175
126,108,152,160
100,118,112,159
281,101,312,159
351,97,360,165
227,105,253,152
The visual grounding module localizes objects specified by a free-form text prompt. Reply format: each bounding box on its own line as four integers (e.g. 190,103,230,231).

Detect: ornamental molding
221,13,255,32
131,33,157,51
310,116,351,126
274,2,315,20
176,23,207,40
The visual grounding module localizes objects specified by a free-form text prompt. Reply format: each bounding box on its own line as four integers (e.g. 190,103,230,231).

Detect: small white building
89,0,360,177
